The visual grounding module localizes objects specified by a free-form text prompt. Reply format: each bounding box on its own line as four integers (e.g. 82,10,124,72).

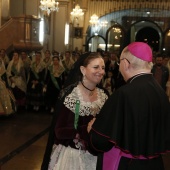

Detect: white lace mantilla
64,86,108,117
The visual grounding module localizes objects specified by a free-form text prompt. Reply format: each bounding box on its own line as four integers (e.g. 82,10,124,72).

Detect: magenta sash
103,147,147,170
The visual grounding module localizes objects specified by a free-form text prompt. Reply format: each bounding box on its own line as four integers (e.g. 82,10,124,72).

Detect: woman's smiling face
82,57,105,85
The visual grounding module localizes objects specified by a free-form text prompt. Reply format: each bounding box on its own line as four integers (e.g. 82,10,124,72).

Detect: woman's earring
83,74,86,83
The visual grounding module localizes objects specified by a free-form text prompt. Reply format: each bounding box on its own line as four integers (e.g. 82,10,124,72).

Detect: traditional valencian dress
61,57,74,83
0,60,16,115
27,58,46,110
7,57,27,107
44,63,65,112
21,55,31,81
43,56,52,69
41,83,108,170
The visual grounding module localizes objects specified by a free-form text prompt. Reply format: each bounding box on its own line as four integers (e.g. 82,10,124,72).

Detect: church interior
1,0,170,169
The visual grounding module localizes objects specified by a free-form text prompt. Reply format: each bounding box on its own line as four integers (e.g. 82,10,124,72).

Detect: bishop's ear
123,59,130,71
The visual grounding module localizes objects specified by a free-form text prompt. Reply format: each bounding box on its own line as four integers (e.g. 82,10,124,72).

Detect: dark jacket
151,64,169,91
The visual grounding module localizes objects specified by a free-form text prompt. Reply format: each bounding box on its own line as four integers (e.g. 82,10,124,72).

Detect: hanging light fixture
70,4,84,26
39,0,59,15
113,27,121,33
70,4,84,18
100,20,108,27
89,14,99,27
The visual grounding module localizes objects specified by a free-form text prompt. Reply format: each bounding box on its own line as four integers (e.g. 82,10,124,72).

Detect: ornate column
1,0,10,25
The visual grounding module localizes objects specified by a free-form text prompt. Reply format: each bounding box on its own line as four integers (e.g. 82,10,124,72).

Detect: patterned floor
0,110,170,170
0,109,52,170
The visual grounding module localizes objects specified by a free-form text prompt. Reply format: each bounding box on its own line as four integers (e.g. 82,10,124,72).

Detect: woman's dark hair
13,51,19,55
35,51,41,55
82,52,102,67
52,56,59,61
45,49,51,54
53,50,59,56
63,52,103,88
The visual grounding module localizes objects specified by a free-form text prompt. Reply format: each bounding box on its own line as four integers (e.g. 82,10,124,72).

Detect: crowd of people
41,43,170,170
0,49,81,115
87,42,170,170
0,48,122,116
1,43,170,170
41,52,109,170
1,47,170,116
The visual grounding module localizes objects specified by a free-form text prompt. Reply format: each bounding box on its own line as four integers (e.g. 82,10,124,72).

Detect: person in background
61,51,74,83
103,70,115,95
97,48,104,56
165,58,170,101
41,52,109,170
71,52,80,64
109,52,119,72
109,52,124,90
26,51,46,111
103,53,111,76
52,51,60,58
0,58,16,115
0,49,9,68
88,42,170,170
20,50,31,81
44,56,65,113
43,50,53,68
162,54,169,66
151,53,169,91
7,51,27,110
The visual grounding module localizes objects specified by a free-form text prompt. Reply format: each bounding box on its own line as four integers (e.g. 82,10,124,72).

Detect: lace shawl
64,86,108,117
31,61,46,73
48,64,65,78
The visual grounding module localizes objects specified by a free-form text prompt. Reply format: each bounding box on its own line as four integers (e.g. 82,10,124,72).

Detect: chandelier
39,0,59,15
71,4,84,18
100,21,108,27
113,27,121,33
89,14,99,26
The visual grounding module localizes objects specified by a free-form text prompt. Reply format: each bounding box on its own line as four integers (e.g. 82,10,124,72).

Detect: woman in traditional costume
43,50,53,69
44,56,65,113
0,58,16,115
7,51,27,109
60,51,74,84
27,51,46,111
41,52,109,170
20,50,31,81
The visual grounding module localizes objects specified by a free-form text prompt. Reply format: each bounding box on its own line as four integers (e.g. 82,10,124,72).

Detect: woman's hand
87,118,96,133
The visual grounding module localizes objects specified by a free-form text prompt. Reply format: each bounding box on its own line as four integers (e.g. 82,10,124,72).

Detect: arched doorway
136,27,160,52
106,24,125,54
164,29,170,55
130,21,162,52
86,35,106,52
